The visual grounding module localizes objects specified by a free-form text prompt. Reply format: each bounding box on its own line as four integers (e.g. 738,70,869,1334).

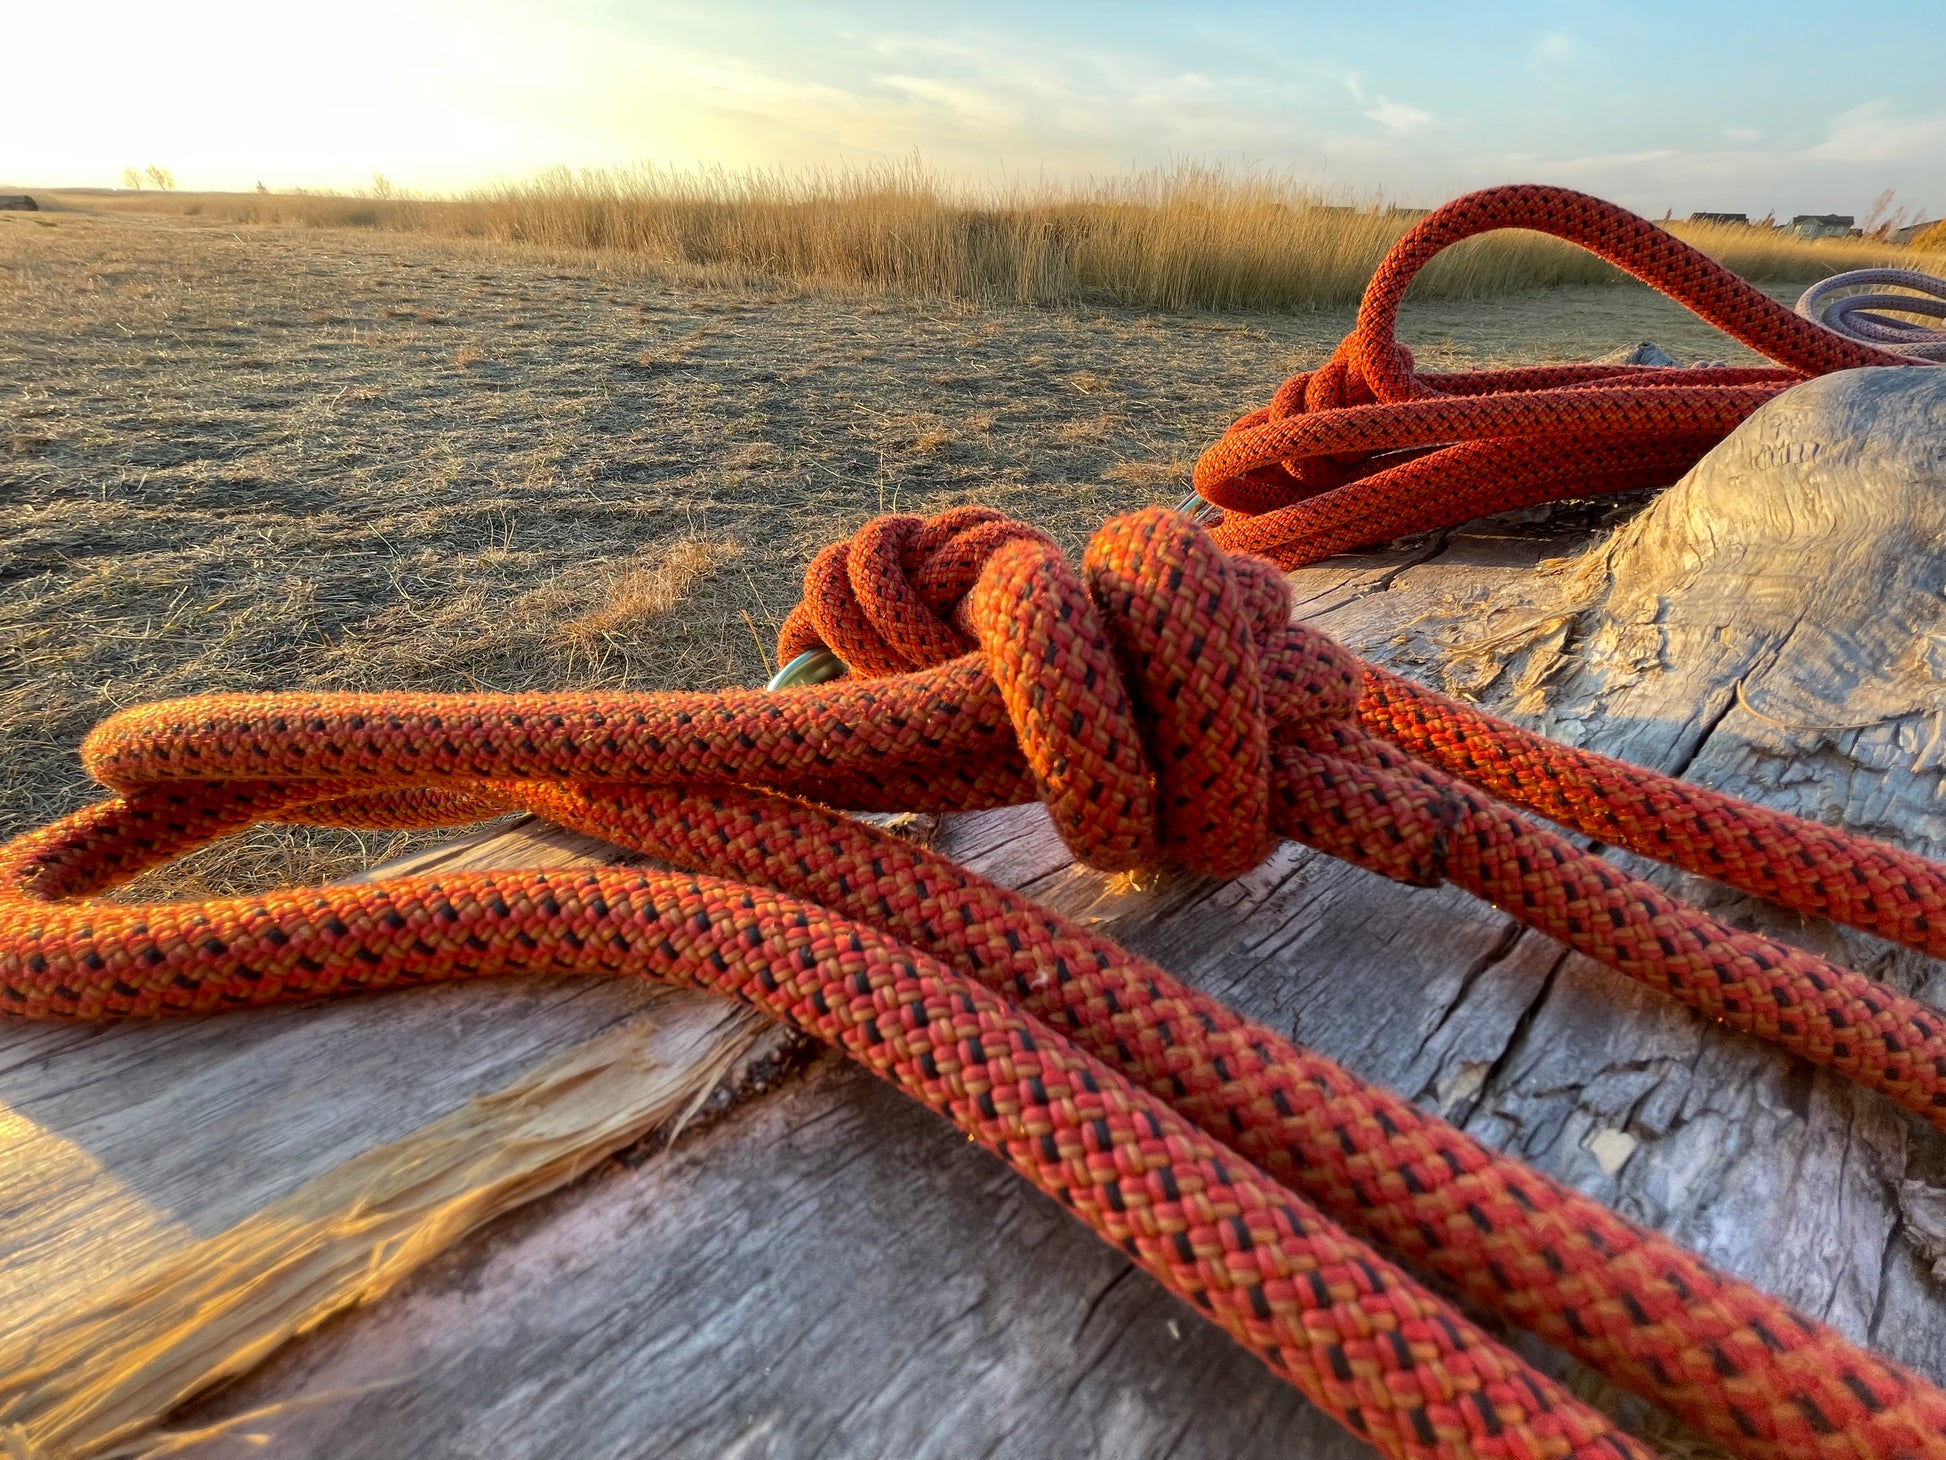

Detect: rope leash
6,186,1946,1459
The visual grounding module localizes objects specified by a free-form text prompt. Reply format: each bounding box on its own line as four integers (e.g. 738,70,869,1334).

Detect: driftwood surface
0,825,786,1458
5,366,1946,1458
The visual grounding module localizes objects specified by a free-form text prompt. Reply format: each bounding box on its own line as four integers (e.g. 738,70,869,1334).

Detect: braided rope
8,187,1946,1459
1192,184,1927,568
1796,267,1946,362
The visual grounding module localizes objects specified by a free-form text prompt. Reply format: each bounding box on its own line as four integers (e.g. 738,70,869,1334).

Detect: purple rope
1797,268,1946,362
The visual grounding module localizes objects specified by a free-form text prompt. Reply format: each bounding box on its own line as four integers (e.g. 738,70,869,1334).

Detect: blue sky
11,0,1944,218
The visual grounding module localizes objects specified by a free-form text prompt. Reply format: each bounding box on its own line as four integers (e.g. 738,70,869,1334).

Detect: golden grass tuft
1906,220,1946,252
1056,416,1114,444
555,536,742,662
1102,459,1190,488
57,161,1945,314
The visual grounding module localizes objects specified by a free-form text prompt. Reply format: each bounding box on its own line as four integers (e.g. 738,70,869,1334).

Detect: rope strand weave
7,185,1946,1460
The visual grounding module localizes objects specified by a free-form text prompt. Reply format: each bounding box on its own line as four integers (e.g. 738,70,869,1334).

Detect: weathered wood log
0,823,786,1458
6,365,1946,1458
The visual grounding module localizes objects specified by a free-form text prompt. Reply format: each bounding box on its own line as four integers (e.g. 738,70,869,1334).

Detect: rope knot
779,506,1363,879
776,505,1052,676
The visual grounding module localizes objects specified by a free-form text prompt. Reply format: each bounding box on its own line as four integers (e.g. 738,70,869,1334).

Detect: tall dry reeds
63,162,1942,312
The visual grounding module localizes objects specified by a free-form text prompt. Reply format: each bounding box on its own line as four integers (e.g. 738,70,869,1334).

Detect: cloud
1537,148,1681,173
1497,102,1946,216
849,33,1328,158
1343,76,1439,138
1808,101,1946,165
1526,33,1591,73
591,28,1350,179
872,75,1023,134
1362,97,1436,136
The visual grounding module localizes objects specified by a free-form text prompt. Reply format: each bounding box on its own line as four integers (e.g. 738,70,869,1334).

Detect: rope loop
1191,183,1922,567
1796,267,1946,362
777,505,1052,676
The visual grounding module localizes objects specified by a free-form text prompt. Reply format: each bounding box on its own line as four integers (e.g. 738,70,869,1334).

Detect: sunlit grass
61,162,1941,312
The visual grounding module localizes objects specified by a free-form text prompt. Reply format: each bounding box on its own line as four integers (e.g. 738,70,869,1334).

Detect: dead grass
555,535,743,675
1055,415,1115,444
0,208,1827,892
1102,459,1191,489
54,161,1942,314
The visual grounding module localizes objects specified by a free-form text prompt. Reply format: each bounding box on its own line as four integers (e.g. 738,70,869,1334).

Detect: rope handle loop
1346,184,1907,401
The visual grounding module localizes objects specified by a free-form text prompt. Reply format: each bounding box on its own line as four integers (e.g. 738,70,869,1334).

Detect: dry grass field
1,203,1819,893
64,162,1936,312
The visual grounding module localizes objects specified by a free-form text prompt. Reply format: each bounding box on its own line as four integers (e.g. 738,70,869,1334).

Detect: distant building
1688,212,1749,226
1894,219,1944,246
0,195,37,212
1789,214,1854,240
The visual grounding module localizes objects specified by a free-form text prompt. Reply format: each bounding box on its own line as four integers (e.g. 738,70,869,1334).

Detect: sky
9,0,1945,220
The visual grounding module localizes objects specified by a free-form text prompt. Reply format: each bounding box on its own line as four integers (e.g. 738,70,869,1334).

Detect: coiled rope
6,185,1946,1460
1797,267,1946,362
1188,183,1927,568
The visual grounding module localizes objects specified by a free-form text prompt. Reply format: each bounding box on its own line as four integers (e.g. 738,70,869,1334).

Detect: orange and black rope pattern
1192,183,1917,569
526,780,1946,1460
5,188,1946,1459
1362,668,1946,960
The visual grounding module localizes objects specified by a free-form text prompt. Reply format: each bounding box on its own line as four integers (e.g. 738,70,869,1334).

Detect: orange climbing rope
1190,183,1913,568
4,185,1945,1460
